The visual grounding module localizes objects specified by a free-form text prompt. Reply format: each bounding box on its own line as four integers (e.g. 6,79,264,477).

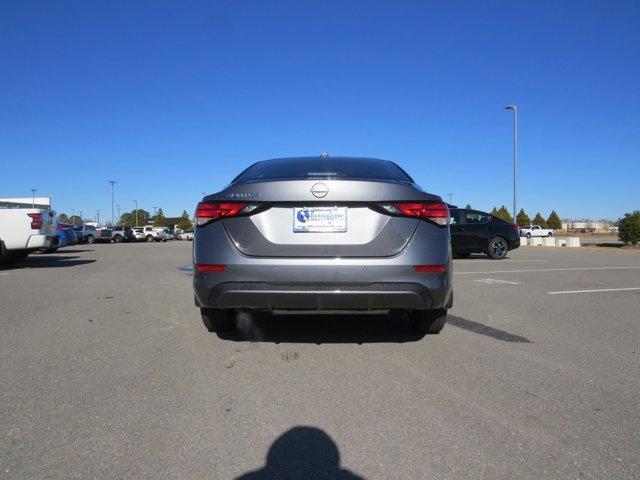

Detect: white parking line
548,287,640,295
454,266,640,275
475,278,522,285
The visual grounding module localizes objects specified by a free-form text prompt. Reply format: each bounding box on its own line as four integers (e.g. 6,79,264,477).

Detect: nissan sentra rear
193,156,453,335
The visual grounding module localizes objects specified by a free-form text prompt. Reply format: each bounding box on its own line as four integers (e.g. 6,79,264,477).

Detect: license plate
293,207,347,233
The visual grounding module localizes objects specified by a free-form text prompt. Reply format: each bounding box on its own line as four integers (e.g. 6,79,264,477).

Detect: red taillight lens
195,202,252,226
383,201,450,226
56,225,64,231
195,264,227,272
414,265,447,273
27,213,42,230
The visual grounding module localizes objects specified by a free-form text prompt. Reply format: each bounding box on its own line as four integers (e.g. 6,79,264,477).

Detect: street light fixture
30,189,37,208
108,180,117,226
505,104,518,220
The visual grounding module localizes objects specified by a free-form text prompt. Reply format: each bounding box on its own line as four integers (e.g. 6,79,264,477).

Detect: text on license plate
293,207,347,232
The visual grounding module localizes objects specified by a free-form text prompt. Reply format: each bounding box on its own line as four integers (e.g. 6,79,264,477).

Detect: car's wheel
86,235,94,244
200,308,236,332
113,235,123,243
409,308,447,335
548,232,554,237
146,235,153,242
487,236,508,260
526,232,532,238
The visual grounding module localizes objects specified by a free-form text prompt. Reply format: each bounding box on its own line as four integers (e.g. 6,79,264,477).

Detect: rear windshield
233,158,413,183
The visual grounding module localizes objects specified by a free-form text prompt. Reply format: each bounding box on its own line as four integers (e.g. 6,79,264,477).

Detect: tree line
57,209,193,230
463,204,562,229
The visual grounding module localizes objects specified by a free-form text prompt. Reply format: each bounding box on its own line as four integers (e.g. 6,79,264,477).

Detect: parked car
0,205,57,265
44,223,76,253
449,207,520,260
193,156,453,335
132,227,146,242
138,226,169,242
519,224,554,238
95,227,114,243
179,229,194,240
109,226,135,243
72,224,98,244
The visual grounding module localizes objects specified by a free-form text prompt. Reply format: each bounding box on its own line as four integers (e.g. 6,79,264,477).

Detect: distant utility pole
79,210,83,225
108,180,117,226
116,203,121,225
447,193,454,205
30,188,37,207
505,104,519,220
134,200,138,226
96,209,101,225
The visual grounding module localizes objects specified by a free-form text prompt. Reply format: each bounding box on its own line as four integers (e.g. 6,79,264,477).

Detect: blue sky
1,0,638,222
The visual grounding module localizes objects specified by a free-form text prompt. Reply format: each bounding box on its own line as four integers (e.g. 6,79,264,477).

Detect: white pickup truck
519,224,554,238
0,205,57,266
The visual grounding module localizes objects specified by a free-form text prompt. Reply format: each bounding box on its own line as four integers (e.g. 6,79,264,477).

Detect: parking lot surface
1,243,639,479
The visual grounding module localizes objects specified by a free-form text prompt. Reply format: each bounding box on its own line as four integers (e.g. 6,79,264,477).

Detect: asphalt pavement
1,242,639,479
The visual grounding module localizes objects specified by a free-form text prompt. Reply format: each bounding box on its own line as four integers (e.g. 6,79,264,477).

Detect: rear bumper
27,234,51,249
194,265,452,311
509,237,521,250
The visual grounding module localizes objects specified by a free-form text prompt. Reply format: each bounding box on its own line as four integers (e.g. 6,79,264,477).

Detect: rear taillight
195,202,259,226
27,213,42,230
376,201,450,227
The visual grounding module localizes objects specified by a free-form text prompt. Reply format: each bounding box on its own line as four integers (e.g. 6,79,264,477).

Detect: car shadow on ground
217,312,531,344
447,315,531,343
235,426,366,480
219,312,425,344
48,249,94,253
2,255,96,269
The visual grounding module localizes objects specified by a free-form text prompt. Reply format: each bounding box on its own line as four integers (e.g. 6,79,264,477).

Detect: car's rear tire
526,232,532,238
548,232,553,237
146,235,153,242
86,235,94,244
200,308,236,332
409,308,447,335
113,235,122,243
487,236,508,260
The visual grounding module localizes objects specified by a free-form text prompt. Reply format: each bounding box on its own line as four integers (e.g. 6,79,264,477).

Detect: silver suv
193,156,452,335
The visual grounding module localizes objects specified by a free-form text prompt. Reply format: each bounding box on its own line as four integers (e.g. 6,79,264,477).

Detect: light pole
72,208,75,225
134,200,138,227
505,104,518,220
108,180,117,226
116,203,121,225
79,210,83,225
447,193,454,205
30,189,37,207
96,209,101,225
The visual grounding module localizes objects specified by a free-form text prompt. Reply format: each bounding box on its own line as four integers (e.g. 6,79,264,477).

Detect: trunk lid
207,179,437,258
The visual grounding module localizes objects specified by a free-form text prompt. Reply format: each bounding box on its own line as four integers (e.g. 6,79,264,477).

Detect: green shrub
618,211,640,245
